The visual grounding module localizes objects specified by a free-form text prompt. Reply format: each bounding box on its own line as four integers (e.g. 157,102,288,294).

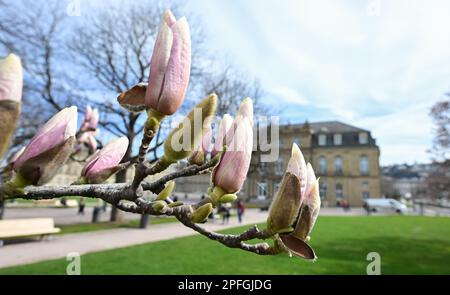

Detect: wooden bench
0,218,60,246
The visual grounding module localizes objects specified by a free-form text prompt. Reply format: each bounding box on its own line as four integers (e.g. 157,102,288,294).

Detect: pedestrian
77,197,85,215
221,203,231,225
102,200,107,212
236,199,245,223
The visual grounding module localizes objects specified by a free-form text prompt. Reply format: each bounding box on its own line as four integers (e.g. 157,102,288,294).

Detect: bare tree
0,1,80,153
427,95,450,201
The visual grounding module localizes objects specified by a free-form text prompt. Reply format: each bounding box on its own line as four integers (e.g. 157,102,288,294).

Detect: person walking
236,199,245,223
77,197,85,215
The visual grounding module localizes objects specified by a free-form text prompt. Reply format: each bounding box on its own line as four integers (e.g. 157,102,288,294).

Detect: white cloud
191,0,450,164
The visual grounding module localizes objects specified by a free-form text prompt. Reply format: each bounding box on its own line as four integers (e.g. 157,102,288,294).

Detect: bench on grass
0,218,60,246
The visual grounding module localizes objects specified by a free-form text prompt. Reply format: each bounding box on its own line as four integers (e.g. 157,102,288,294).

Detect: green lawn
58,216,177,235
1,216,449,274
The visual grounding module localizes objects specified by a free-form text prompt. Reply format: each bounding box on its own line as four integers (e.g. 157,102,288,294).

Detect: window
360,155,369,175
319,181,327,201
293,137,301,145
275,159,284,175
362,181,369,199
319,156,327,174
336,183,343,205
334,133,342,145
274,182,281,194
334,156,343,174
318,134,327,146
359,132,368,144
257,182,268,198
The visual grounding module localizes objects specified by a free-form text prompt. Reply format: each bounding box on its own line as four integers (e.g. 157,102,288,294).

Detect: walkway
0,209,268,268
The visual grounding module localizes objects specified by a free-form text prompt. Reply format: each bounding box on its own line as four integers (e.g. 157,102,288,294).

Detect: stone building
245,121,381,207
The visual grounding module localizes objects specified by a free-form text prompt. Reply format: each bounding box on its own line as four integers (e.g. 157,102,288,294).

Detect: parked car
363,198,407,214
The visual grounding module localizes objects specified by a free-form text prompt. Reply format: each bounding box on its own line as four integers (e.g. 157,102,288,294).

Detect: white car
363,198,408,214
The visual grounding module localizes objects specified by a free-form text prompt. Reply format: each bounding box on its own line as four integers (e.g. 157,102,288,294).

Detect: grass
57,216,177,235
1,216,449,274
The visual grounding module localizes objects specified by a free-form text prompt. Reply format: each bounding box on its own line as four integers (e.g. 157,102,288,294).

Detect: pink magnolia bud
89,108,99,129
224,98,254,144
211,114,233,158
0,54,23,159
212,100,253,194
145,10,191,115
85,105,93,122
13,106,78,185
81,136,128,184
0,54,23,103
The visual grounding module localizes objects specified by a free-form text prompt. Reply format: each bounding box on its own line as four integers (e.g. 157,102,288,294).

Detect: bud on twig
10,107,78,187
157,181,175,200
210,99,253,201
145,10,191,116
163,93,217,163
80,137,129,184
0,54,23,159
191,203,213,223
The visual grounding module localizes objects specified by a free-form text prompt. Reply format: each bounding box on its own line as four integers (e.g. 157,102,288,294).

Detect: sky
185,0,450,165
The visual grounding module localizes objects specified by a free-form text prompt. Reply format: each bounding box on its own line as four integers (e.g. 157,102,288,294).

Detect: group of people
207,198,246,225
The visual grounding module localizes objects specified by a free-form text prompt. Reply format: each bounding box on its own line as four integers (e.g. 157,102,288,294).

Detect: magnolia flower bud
211,99,253,197
191,203,213,223
145,10,191,116
188,125,212,166
0,54,23,159
291,163,321,241
211,114,233,158
13,107,78,185
266,144,306,233
80,137,128,184
157,181,175,200
163,94,217,162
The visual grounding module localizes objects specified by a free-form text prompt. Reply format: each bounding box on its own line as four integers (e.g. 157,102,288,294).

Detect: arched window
360,155,369,175
319,156,327,174
334,156,343,174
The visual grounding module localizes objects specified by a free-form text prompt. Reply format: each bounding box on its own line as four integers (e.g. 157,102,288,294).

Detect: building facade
245,121,382,207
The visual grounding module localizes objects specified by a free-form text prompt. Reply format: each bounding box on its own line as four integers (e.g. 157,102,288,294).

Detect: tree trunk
0,200,4,220
139,214,149,229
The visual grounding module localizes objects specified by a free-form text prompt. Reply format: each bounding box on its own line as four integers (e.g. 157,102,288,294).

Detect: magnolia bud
188,124,212,166
266,144,307,233
152,200,168,213
211,99,253,195
145,10,191,116
191,203,213,223
163,94,217,162
291,164,321,241
157,181,175,200
12,107,77,185
218,193,237,204
80,137,128,184
266,172,301,234
211,114,233,158
0,54,23,159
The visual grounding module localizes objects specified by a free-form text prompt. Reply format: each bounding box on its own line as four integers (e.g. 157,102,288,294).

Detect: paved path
3,207,140,225
0,209,268,269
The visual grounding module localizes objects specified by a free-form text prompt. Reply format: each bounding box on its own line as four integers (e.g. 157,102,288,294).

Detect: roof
291,121,369,134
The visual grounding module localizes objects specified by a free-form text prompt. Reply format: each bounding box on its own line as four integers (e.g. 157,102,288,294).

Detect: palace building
244,121,381,207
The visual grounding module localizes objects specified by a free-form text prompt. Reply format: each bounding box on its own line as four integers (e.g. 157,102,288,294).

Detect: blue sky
185,0,450,165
